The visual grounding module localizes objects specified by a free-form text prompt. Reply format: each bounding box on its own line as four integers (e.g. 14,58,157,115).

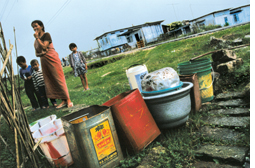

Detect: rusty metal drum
103,89,161,154
61,105,123,168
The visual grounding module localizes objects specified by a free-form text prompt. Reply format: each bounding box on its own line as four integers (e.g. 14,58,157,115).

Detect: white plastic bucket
33,119,73,167
126,64,148,92
29,115,57,133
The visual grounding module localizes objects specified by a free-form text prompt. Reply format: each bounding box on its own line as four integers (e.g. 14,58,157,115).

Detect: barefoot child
17,56,41,111
30,59,57,108
68,43,89,91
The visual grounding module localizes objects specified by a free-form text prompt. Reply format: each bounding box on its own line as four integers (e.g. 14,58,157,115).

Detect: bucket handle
199,66,215,90
127,64,144,70
37,148,70,161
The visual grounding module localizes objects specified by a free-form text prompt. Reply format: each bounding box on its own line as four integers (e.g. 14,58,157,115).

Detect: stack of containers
29,115,56,133
30,115,73,167
140,67,194,129
177,58,214,103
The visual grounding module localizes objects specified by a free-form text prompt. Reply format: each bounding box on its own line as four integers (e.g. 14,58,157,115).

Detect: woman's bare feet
56,101,67,109
67,99,73,108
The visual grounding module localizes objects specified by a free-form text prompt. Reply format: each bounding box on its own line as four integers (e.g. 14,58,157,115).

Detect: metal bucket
61,105,123,168
143,82,193,129
103,89,161,154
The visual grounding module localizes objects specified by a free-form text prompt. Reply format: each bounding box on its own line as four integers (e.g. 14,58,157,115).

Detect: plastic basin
143,82,193,129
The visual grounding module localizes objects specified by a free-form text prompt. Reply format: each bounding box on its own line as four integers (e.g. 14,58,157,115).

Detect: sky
0,0,251,75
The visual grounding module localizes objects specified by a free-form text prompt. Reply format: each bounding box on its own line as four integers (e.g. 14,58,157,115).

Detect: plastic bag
141,67,180,91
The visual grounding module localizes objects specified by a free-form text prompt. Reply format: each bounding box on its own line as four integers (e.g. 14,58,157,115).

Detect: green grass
0,23,250,168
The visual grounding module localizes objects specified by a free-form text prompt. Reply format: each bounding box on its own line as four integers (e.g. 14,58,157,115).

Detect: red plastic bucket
103,89,161,154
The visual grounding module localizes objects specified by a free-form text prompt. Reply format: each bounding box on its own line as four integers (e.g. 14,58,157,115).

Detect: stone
244,35,250,39
213,78,236,94
210,36,229,48
200,126,245,141
208,108,250,115
211,49,237,63
217,99,249,107
195,145,248,164
192,161,242,168
206,116,250,127
215,92,245,100
231,38,243,45
216,58,243,73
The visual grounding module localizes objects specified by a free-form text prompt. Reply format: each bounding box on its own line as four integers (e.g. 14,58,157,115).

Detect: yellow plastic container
178,58,214,103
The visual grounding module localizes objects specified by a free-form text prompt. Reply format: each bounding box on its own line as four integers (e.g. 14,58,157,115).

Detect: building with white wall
188,4,250,31
94,20,164,56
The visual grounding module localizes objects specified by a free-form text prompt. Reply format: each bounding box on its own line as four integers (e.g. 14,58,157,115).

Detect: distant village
63,4,250,65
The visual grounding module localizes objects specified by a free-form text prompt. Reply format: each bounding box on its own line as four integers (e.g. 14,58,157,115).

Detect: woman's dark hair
30,59,39,65
69,43,77,50
16,56,26,63
31,20,45,32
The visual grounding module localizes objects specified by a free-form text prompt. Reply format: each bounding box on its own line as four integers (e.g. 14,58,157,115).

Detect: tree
167,21,183,31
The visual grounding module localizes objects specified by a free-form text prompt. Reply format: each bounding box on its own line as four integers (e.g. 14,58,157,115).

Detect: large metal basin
143,82,193,129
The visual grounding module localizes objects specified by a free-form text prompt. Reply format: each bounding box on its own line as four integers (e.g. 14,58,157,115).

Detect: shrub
224,22,229,27
201,24,222,31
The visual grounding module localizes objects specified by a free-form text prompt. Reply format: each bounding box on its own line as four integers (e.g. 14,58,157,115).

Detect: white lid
126,65,147,74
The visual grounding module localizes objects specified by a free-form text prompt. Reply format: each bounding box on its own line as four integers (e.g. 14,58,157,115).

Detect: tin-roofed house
188,4,250,31
94,20,164,56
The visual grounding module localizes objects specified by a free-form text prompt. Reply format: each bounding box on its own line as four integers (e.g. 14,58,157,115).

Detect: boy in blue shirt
17,56,41,111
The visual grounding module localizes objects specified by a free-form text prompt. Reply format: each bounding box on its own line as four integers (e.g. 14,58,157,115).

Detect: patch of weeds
222,69,250,92
117,149,149,168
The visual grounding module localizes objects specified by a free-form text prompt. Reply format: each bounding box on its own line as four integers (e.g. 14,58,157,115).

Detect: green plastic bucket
178,58,214,103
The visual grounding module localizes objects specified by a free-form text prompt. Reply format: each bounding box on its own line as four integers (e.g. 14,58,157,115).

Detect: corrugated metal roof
117,28,140,36
230,4,250,11
188,4,250,22
94,20,164,40
188,8,230,22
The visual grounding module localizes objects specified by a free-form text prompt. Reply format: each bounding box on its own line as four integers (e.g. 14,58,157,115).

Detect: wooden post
189,43,250,61
0,44,13,76
13,27,20,93
10,40,20,168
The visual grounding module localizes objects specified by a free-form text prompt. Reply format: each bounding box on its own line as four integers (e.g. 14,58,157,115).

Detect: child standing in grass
30,59,57,108
17,56,41,111
68,43,89,91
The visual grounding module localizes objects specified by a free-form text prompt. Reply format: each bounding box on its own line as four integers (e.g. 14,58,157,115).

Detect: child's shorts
74,63,87,77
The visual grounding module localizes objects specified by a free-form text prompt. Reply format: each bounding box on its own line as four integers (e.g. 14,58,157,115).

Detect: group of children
17,43,88,111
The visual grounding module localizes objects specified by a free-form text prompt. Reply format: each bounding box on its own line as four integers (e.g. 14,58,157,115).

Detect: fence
0,22,39,168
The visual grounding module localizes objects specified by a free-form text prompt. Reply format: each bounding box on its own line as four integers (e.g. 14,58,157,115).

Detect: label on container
90,120,118,166
135,71,148,91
